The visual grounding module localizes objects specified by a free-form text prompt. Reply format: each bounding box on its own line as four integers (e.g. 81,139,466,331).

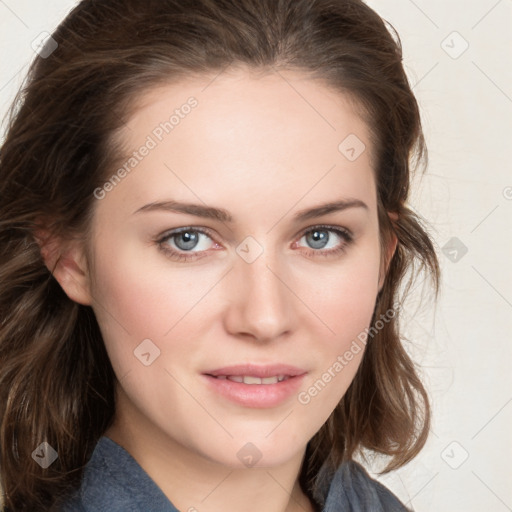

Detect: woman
0,0,440,510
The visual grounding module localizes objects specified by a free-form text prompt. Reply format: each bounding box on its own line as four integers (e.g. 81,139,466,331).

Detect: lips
215,375,288,384
202,364,307,408
204,363,307,380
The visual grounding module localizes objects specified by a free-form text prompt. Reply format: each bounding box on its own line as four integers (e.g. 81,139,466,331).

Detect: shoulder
318,459,411,512
57,437,178,512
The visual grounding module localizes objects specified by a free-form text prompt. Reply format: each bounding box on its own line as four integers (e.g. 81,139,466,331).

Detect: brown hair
0,0,440,510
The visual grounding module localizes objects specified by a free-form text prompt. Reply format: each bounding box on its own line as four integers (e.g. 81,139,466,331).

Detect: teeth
243,376,263,384
220,375,288,384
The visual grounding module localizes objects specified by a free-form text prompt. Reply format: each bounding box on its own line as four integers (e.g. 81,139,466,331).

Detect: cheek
87,237,233,384
89,238,209,336
294,240,381,342
87,240,174,373
290,241,381,411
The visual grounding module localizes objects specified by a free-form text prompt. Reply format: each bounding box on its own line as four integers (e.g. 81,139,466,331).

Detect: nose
223,247,295,343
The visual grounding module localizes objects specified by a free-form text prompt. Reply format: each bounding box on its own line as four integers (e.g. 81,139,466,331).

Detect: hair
0,0,440,510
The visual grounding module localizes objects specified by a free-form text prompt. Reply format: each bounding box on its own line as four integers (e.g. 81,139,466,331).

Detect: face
77,68,393,469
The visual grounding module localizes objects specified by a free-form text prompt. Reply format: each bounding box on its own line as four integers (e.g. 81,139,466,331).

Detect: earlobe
35,229,93,306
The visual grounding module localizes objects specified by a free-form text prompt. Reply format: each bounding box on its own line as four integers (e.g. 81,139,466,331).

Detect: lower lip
202,374,306,408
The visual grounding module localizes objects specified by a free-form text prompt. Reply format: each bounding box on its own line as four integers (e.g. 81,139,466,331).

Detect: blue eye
296,226,353,258
158,228,215,261
301,228,345,250
156,225,353,262
169,229,209,251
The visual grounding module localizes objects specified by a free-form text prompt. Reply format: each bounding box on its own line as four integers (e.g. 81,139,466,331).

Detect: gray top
59,436,411,511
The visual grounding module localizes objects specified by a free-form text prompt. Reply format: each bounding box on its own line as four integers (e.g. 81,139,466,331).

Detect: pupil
176,231,198,250
308,230,328,249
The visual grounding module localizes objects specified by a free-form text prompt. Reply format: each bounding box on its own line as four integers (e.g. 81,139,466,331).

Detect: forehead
121,67,373,159
103,68,377,219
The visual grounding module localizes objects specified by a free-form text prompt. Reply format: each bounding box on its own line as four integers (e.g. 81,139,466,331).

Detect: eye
156,224,354,262
157,227,217,262
295,225,353,258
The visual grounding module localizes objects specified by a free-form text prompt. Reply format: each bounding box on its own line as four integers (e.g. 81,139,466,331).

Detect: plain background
1,1,511,510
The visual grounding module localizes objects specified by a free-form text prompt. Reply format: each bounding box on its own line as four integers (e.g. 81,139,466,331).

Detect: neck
104,390,317,512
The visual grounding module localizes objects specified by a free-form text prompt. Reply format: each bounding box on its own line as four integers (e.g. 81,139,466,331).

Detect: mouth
204,363,306,381
202,364,307,408
211,375,290,384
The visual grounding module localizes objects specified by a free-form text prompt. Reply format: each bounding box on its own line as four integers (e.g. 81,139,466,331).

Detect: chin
201,436,307,470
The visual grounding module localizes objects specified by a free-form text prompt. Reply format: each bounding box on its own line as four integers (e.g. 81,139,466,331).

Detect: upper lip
204,364,307,378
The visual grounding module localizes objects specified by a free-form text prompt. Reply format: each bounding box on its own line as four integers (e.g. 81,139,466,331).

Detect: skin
47,67,397,512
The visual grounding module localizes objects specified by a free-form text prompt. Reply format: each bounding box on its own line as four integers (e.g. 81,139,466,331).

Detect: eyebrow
133,198,368,223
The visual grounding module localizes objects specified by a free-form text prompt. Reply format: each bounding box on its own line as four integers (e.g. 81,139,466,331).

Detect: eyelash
156,224,354,262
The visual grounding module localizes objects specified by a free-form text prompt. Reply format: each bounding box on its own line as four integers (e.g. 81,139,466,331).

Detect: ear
378,212,399,292
35,229,92,306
